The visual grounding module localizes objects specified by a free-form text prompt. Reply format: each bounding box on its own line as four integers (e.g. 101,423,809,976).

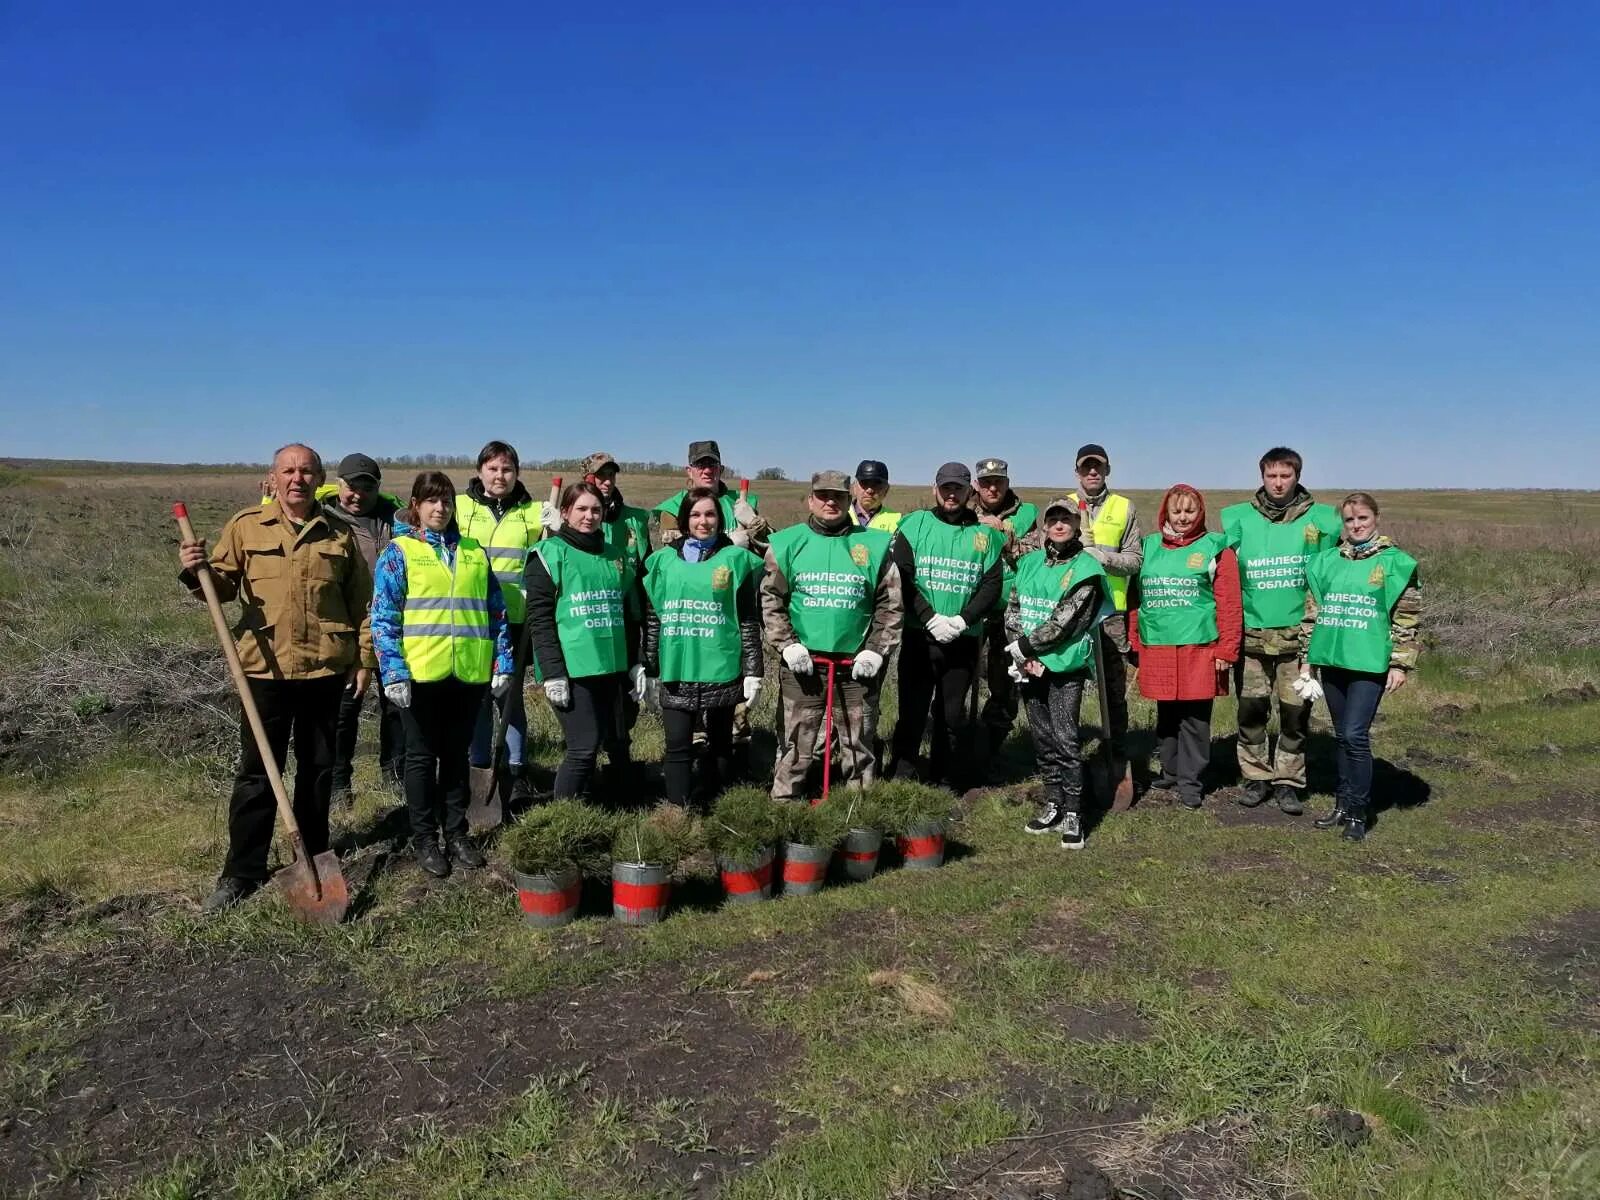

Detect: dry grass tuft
868,968,956,1022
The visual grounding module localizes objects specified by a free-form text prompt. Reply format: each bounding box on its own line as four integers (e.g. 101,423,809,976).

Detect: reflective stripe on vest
395,536,494,683
1069,491,1132,611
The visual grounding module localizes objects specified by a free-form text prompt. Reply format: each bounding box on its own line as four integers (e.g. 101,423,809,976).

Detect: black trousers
399,679,486,841
224,675,344,882
332,684,406,790
1156,698,1214,804
662,705,735,808
892,632,981,789
554,675,626,800
1021,670,1089,811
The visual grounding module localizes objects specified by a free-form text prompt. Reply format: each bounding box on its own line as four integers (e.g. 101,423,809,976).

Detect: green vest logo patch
1304,525,1322,545
973,531,990,554
1186,551,1205,569
711,565,732,591
1368,564,1386,587
850,543,870,567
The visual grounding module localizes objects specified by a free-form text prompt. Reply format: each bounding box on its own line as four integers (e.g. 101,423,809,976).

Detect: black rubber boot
202,876,260,915
448,835,487,870
1341,809,1369,842
1273,784,1305,816
1237,780,1270,807
414,837,451,878
1314,799,1348,830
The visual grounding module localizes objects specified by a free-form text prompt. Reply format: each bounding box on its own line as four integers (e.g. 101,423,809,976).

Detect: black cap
687,439,722,465
337,452,381,483
934,461,972,488
855,459,889,485
1075,444,1110,469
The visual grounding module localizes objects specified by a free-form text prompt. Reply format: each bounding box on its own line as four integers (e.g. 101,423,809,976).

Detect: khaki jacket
185,503,376,679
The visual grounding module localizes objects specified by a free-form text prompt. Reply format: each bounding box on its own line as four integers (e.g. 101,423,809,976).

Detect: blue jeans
1321,667,1386,813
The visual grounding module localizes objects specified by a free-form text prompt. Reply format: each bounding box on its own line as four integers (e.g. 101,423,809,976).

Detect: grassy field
1,468,1597,1199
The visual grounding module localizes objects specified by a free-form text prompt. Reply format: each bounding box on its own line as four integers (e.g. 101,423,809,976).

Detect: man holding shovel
761,471,902,802
178,443,375,914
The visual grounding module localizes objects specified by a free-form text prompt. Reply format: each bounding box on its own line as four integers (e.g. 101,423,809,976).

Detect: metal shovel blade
467,766,504,832
278,850,351,925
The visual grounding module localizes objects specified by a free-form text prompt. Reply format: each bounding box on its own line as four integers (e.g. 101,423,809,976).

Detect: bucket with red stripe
514,866,582,928
718,846,775,904
612,862,671,924
838,827,882,883
896,818,946,870
781,841,831,896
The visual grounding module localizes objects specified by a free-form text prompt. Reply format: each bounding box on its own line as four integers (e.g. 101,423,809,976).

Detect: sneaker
1058,812,1085,851
1273,784,1304,816
1341,814,1368,842
414,837,451,878
1236,780,1269,808
1025,800,1067,834
448,835,487,870
201,876,260,914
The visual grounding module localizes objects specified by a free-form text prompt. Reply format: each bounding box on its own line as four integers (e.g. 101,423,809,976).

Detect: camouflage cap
687,439,722,465
975,457,1009,480
582,451,617,475
1042,496,1083,524
810,469,851,494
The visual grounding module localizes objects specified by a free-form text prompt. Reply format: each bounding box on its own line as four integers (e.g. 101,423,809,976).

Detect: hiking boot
1058,812,1086,851
1179,790,1204,810
448,835,487,870
1025,800,1067,834
1273,785,1304,816
1341,813,1368,842
1313,803,1348,830
1236,780,1269,808
201,876,259,915
414,837,451,878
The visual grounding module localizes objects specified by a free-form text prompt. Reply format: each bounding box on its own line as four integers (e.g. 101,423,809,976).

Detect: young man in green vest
1067,444,1143,772
888,462,1005,790
654,439,773,551
761,471,903,801
851,459,902,533
973,457,1038,755
1221,447,1343,815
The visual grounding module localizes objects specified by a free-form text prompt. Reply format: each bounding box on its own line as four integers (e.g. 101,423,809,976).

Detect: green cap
810,469,850,494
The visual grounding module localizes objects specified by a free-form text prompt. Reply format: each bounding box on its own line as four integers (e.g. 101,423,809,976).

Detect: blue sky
3,2,1596,487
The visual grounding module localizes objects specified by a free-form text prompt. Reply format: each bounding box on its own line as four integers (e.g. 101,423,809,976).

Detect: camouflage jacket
1305,535,1423,671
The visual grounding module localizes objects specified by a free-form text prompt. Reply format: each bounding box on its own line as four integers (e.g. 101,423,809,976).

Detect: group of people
178,439,1421,912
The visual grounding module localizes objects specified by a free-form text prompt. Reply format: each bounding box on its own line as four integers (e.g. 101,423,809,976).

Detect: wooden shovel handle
174,503,310,856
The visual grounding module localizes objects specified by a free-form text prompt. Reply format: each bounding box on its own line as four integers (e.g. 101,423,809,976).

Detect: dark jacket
641,534,763,711
890,506,1004,633
524,526,641,681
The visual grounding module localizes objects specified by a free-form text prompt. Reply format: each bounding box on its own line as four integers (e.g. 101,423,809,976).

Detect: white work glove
945,615,967,638
1291,671,1324,703
852,650,884,681
491,673,513,699
643,677,661,711
728,526,752,548
540,501,562,533
544,677,571,710
743,676,764,705
924,615,951,641
782,643,814,675
1003,639,1028,666
627,664,647,703
929,615,963,644
733,498,759,528
383,680,412,708
1007,662,1026,683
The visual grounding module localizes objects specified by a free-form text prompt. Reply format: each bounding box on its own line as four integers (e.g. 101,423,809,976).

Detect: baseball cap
582,451,618,475
687,439,722,465
934,461,972,488
1075,444,1110,469
810,469,850,494
855,459,890,486
1042,496,1082,522
337,452,381,484
975,457,1009,480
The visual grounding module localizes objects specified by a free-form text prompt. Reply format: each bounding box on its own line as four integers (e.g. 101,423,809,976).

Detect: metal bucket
782,841,831,896
612,861,671,925
896,818,946,870
719,846,775,904
514,866,582,928
838,827,882,882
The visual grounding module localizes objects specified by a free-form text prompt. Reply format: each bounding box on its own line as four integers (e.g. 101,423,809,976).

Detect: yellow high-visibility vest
455,494,538,625
395,535,493,683
1068,491,1132,612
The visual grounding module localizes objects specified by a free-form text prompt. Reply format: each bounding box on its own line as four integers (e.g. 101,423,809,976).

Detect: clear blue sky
3,2,1596,487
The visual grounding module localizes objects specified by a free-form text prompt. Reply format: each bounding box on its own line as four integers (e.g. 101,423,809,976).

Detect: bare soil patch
1447,787,1600,833
1504,906,1600,1031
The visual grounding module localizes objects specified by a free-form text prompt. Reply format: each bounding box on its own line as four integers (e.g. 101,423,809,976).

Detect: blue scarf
683,535,719,563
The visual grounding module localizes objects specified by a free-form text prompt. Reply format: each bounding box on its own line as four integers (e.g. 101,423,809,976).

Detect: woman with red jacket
1128,484,1242,809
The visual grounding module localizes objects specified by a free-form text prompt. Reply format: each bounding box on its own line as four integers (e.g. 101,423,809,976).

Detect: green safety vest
769,523,891,654
602,505,652,571
1013,550,1106,673
395,535,493,684
1221,501,1342,629
455,494,539,625
1307,546,1418,674
986,502,1038,612
652,487,760,530
535,538,634,679
897,510,1003,636
1068,492,1132,612
642,544,761,683
1136,532,1228,646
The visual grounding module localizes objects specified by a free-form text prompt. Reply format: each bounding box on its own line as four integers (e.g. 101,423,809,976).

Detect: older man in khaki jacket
178,443,376,912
